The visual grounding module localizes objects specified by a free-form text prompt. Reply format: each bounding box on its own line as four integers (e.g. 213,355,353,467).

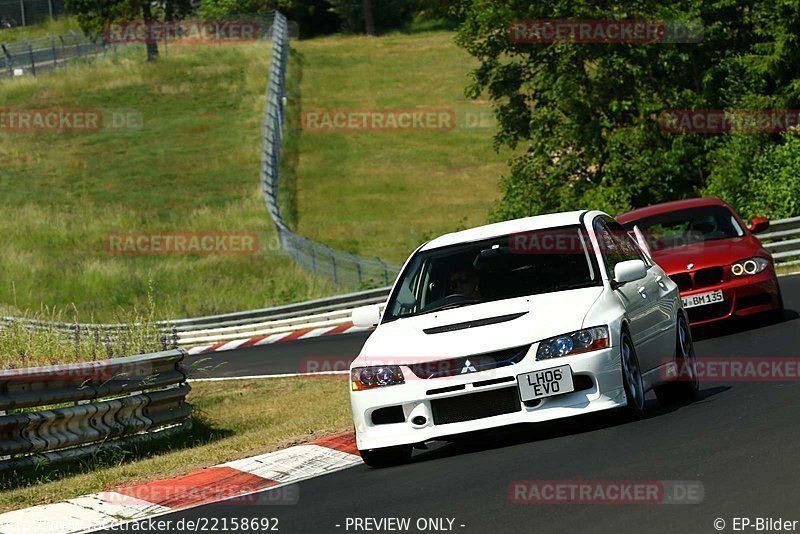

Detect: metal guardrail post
1,44,12,78
352,253,363,284
378,258,390,286
331,248,338,284
0,410,6,461
28,42,35,76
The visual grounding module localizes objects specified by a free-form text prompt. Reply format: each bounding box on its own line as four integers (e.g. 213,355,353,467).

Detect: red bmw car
617,197,783,327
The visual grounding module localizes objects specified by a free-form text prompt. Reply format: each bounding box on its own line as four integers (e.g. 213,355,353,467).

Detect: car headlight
351,365,405,391
731,257,769,277
536,326,610,360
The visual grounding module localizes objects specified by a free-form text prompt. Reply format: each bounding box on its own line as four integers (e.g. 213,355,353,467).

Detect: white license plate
682,289,724,309
517,365,574,402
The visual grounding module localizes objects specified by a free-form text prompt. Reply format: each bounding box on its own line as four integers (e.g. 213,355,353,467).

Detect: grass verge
289,30,512,263
0,375,352,513
0,40,335,322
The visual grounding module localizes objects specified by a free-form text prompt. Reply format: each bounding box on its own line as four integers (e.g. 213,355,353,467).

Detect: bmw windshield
383,225,602,323
621,206,745,252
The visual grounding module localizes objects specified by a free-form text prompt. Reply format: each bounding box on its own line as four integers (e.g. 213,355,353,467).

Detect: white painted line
224,444,361,483
298,326,335,339
256,332,294,345
215,338,252,352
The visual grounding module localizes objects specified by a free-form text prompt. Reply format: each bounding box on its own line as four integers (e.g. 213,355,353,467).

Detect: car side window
594,217,647,279
606,220,650,266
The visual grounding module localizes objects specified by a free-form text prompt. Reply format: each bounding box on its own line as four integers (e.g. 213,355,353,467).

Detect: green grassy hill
0,42,334,321
289,31,510,263
0,27,508,321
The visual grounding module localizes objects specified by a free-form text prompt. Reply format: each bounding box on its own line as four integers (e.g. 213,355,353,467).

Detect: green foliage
458,0,800,220
328,0,415,34
706,133,800,220
199,0,340,37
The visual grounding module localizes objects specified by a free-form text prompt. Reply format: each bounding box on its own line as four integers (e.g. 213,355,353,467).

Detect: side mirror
613,259,647,287
749,217,770,234
352,304,382,328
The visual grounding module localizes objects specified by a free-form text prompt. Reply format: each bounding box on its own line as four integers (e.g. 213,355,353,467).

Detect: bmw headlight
536,326,610,360
351,365,405,391
731,257,769,277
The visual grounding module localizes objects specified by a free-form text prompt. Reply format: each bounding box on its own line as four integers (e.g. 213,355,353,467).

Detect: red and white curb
185,323,371,355
0,433,361,534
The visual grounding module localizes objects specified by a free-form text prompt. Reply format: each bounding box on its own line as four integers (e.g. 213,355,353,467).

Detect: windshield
621,206,745,252
383,225,601,323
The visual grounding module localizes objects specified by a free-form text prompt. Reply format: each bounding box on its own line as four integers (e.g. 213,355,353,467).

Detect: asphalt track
107,274,800,534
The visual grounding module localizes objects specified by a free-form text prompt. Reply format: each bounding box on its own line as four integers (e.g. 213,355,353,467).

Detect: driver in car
449,268,483,301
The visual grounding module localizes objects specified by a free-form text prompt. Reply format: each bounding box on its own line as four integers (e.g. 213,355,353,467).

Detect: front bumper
681,270,781,326
350,347,626,451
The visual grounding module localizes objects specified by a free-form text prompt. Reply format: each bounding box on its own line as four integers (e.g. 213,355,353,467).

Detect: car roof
616,197,728,224
421,210,589,251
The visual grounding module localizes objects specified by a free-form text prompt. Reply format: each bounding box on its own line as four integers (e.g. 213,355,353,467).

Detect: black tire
359,445,412,468
654,316,700,405
620,330,646,419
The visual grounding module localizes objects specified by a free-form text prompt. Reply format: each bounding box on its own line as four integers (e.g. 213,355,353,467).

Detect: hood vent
423,312,528,335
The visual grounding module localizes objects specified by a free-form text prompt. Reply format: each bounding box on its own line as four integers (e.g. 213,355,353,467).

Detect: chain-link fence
261,12,401,288
1,31,136,79
0,0,66,27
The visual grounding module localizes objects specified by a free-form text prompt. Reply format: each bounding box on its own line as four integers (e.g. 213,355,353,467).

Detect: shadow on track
693,308,799,342
406,386,728,465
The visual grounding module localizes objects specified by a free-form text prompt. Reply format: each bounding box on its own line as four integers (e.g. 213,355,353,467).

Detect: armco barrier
761,216,800,266
2,286,392,334
0,349,191,470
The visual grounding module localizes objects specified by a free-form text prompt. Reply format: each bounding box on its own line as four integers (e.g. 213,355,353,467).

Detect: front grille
671,273,693,291
687,302,730,323
694,267,724,289
408,345,530,379
431,387,521,425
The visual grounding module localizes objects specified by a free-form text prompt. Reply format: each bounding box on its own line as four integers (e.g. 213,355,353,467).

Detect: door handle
638,287,647,298
655,275,667,289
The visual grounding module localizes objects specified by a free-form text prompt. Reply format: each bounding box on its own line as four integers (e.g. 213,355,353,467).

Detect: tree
327,0,414,34
456,0,800,220
67,0,188,61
